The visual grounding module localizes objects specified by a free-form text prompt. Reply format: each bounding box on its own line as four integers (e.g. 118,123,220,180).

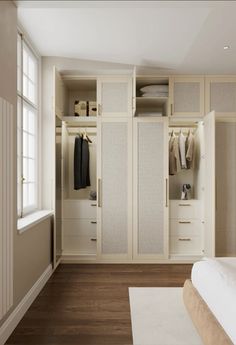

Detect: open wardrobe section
168,119,208,259
62,122,97,258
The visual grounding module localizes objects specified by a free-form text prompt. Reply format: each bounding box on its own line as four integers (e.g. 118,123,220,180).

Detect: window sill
17,210,53,234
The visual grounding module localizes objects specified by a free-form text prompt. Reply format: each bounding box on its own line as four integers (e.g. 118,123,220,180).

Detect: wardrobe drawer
63,199,97,219
170,236,203,255
64,235,97,254
170,220,203,237
63,219,97,237
170,200,200,219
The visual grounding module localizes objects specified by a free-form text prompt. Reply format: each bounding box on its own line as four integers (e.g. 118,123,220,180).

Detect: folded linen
140,84,168,93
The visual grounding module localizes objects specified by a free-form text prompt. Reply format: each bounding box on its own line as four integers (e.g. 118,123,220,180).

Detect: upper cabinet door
97,77,132,117
205,77,236,117
169,77,204,117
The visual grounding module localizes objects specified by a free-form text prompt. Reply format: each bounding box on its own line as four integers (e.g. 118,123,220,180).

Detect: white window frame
17,29,41,218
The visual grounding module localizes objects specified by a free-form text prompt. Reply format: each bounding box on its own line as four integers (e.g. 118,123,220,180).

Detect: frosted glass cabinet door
205,77,236,116
133,118,168,259
169,77,204,117
97,118,132,259
97,77,132,117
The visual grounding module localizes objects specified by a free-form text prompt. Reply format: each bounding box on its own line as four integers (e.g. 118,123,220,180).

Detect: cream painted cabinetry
63,200,97,255
97,77,132,117
53,66,233,264
169,76,205,117
169,200,204,256
205,77,236,117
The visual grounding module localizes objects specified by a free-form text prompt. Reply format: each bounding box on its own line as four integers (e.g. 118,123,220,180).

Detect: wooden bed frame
183,280,233,345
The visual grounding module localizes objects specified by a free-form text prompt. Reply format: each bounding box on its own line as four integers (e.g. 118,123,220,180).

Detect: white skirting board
0,264,53,345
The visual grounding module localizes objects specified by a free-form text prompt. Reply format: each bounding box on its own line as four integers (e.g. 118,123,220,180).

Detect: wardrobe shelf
62,116,97,126
136,96,168,108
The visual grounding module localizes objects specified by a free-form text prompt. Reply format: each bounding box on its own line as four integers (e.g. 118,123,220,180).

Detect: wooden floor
6,264,192,345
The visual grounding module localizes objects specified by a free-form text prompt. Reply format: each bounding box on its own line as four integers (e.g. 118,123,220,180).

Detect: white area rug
129,287,203,345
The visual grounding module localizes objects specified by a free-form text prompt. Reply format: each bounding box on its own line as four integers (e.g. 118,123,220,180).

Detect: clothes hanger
85,128,92,143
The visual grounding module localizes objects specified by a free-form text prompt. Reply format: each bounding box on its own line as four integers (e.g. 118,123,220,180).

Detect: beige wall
0,1,52,327
14,218,52,305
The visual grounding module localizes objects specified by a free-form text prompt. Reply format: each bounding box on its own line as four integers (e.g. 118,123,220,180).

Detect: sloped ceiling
16,1,236,74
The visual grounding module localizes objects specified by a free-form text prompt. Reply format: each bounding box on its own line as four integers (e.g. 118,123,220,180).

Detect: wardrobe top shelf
62,116,97,126
136,96,168,108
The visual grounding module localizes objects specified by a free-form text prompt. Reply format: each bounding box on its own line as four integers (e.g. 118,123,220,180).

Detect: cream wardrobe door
205,77,236,117
169,77,204,117
97,118,132,261
97,77,132,117
133,118,168,260
203,111,216,257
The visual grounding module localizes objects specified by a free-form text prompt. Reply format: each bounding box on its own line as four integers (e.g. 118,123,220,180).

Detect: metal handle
178,238,191,241
91,204,97,207
215,178,217,211
171,103,173,116
178,204,191,207
132,96,136,111
90,238,97,242
98,178,102,207
165,178,168,207
98,104,102,116
179,221,191,224
91,221,97,224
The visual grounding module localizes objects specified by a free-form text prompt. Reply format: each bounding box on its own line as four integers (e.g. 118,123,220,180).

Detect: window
17,32,39,217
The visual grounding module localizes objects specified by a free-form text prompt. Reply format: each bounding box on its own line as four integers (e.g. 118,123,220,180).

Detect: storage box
89,101,97,116
74,100,87,116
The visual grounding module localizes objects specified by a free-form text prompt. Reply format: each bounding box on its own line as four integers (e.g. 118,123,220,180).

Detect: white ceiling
16,1,236,74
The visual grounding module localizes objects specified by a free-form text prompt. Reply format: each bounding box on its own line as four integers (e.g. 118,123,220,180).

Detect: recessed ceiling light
224,45,230,50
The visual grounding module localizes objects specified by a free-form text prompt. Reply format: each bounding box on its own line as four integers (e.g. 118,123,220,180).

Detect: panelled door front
203,110,216,257
133,117,169,261
97,117,132,261
97,77,132,117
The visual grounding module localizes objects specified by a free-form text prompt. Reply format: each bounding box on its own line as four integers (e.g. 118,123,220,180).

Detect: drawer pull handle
98,178,102,208
179,221,191,224
91,221,97,224
91,204,97,207
178,238,191,241
178,204,191,206
165,178,168,208
90,238,97,242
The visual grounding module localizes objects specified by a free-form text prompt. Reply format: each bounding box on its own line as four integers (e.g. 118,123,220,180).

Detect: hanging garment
169,134,181,175
81,137,90,188
74,134,83,190
186,132,195,169
74,135,91,190
179,131,187,169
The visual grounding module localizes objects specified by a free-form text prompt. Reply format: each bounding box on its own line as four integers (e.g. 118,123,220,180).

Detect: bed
183,258,236,345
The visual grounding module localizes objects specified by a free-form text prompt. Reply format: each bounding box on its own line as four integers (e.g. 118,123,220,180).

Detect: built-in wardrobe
53,68,236,264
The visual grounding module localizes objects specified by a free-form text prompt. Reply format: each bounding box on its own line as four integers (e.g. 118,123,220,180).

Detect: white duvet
192,257,236,344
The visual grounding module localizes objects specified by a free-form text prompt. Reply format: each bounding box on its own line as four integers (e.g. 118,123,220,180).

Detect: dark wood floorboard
6,264,192,345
